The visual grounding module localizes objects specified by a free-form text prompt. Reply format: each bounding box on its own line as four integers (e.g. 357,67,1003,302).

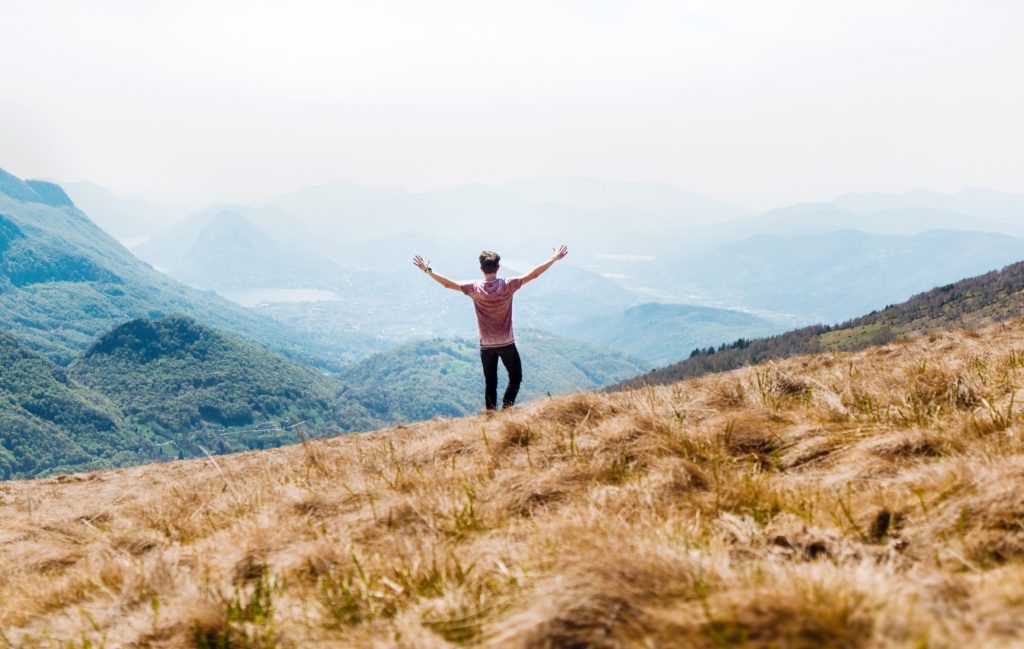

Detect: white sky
1,0,1021,210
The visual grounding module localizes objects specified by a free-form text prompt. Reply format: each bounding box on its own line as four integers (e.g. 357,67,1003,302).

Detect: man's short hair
479,250,500,272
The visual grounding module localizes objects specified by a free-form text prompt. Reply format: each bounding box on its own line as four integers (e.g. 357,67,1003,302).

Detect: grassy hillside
4,319,1024,646
0,330,149,479
0,168,344,369
337,329,645,423
70,316,361,457
619,257,1024,390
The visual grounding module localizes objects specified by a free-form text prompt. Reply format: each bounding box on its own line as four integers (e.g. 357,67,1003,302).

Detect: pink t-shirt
460,277,524,348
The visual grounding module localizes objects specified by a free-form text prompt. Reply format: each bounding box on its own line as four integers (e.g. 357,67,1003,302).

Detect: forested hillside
0,330,149,479
70,316,363,457
2,311,644,479
618,257,1024,389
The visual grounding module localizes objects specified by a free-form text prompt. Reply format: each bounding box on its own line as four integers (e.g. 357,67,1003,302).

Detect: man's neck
483,273,498,281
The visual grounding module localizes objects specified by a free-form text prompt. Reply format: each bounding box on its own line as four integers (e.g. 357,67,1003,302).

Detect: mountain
0,167,345,369
335,329,645,423
133,203,321,271
564,302,782,366
60,181,174,244
0,328,149,479
69,316,359,457
833,187,1024,224
617,255,1024,389
634,229,1024,323
6,319,1024,646
738,202,1024,238
160,210,344,290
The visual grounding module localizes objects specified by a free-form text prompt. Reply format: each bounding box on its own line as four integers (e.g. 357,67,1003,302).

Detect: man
412,245,569,410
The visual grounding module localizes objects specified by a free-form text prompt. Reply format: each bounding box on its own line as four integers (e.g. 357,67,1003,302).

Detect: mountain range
668,228,1024,323
7,165,1024,480
563,302,781,367
617,256,1024,390
1,310,643,478
0,168,347,369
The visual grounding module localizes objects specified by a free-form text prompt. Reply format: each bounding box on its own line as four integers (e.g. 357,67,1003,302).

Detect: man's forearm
413,254,462,291
523,257,558,282
520,245,568,284
427,269,462,291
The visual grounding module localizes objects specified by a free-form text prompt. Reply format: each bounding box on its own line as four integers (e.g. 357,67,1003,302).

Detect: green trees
0,330,147,479
70,316,353,457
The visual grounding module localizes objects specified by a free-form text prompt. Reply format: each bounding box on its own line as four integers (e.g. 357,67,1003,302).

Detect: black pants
480,343,523,410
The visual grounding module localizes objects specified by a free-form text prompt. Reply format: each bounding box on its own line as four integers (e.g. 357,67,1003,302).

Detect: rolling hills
69,316,359,457
618,256,1024,390
0,329,149,479
2,313,645,478
4,318,1024,646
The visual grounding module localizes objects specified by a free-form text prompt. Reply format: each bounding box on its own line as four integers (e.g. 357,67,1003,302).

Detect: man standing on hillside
412,246,569,411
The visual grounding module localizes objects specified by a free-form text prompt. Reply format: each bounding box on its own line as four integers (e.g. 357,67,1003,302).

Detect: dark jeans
480,343,523,410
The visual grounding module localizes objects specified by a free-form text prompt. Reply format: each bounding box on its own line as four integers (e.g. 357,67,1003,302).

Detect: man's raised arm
517,245,568,285
413,255,463,291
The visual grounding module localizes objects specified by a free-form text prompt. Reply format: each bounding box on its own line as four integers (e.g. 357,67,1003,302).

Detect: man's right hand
413,255,429,272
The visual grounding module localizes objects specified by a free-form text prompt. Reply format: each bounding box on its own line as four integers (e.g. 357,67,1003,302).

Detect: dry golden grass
6,320,1024,647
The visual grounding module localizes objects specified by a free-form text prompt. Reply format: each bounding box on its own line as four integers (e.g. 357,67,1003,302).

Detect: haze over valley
63,175,1024,361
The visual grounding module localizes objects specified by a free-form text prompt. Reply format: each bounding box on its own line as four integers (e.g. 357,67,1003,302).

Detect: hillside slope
0,330,148,479
618,257,1024,389
0,168,342,369
70,316,361,456
60,181,172,243
4,320,1024,646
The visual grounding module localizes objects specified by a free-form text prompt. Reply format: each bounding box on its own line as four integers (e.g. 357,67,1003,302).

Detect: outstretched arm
517,245,568,285
413,255,462,291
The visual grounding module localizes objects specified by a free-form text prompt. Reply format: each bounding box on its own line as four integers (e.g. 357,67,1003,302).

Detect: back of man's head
479,250,500,273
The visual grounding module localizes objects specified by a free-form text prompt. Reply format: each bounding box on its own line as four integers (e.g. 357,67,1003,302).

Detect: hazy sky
1,0,1021,210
